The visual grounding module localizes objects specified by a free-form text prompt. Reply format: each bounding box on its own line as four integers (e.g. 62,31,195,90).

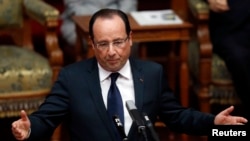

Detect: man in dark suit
11,9,247,141
207,0,250,120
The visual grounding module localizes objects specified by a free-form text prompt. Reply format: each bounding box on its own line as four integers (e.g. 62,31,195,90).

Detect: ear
90,41,95,49
89,36,95,49
129,31,133,46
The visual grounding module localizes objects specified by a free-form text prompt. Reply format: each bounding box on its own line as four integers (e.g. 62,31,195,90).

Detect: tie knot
110,72,119,83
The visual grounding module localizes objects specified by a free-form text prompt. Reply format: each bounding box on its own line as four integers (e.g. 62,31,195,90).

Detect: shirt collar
98,60,132,82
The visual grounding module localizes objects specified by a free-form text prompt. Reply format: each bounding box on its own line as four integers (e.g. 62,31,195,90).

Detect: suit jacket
28,58,214,141
208,0,250,45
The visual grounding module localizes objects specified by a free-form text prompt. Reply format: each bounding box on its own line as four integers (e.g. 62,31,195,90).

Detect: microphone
112,115,128,141
125,100,146,133
142,113,160,141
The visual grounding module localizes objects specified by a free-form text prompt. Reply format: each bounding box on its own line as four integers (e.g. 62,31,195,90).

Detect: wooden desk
72,14,192,107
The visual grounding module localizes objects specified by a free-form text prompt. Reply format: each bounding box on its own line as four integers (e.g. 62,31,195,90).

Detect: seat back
0,0,63,117
1,0,63,79
0,0,34,49
0,0,23,28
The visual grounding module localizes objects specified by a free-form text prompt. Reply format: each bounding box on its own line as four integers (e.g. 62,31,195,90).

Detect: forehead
94,14,124,26
92,15,126,38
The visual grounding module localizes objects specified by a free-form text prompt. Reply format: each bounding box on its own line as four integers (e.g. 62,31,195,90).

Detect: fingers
216,0,230,11
220,105,234,116
214,106,248,125
208,0,230,12
12,121,26,140
11,110,30,140
20,110,28,121
227,117,248,125
236,117,248,124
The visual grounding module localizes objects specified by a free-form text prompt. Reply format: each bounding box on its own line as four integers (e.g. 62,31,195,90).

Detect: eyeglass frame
93,36,129,50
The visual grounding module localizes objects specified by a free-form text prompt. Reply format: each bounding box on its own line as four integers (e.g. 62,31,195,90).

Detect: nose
107,44,116,54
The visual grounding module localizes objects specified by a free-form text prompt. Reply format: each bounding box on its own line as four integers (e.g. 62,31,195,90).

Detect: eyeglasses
94,36,129,50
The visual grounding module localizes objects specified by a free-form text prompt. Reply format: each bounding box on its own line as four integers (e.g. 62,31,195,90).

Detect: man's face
91,15,132,72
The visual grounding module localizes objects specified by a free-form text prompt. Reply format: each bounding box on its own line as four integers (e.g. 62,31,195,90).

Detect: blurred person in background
207,0,250,121
60,0,138,63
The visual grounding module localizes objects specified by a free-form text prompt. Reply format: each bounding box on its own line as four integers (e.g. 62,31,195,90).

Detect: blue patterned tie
107,72,124,129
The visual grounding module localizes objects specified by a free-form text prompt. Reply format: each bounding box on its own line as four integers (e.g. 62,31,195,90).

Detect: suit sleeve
156,63,215,135
28,68,70,140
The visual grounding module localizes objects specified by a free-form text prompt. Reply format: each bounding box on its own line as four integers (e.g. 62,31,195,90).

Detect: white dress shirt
98,60,135,135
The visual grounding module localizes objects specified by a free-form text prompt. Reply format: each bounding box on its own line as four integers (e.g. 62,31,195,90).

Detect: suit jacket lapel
127,58,145,139
130,59,144,112
86,58,117,139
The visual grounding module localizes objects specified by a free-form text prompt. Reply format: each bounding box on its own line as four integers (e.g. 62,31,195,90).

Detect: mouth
107,58,119,65
108,59,118,63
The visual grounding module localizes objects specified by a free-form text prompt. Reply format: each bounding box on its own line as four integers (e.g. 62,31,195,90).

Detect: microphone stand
139,126,149,141
142,113,160,141
132,116,148,141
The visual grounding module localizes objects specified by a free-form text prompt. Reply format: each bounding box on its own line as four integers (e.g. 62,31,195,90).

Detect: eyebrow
96,37,126,43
